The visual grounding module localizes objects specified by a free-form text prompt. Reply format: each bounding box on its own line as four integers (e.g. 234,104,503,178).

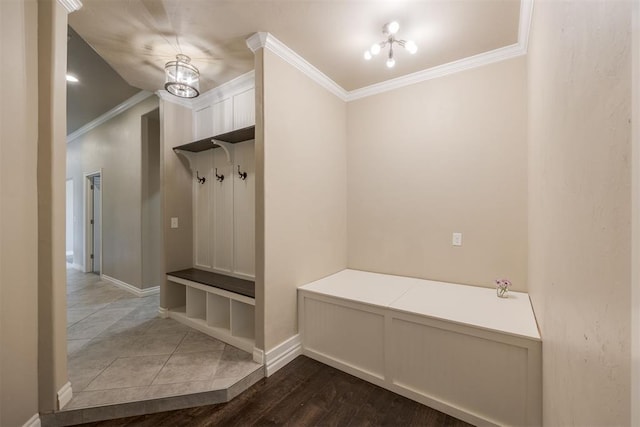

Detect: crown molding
191,70,255,110
245,0,533,103
67,90,154,143
156,89,195,109
346,0,533,101
246,32,269,53
253,32,348,101
346,43,526,101
57,0,82,13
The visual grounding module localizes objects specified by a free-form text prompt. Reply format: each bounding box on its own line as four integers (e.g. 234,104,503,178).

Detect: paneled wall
187,81,256,279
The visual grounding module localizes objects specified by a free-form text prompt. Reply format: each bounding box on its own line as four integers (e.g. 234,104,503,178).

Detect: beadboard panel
233,140,256,278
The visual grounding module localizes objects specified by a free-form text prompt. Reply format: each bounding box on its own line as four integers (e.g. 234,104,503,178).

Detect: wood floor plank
78,356,472,427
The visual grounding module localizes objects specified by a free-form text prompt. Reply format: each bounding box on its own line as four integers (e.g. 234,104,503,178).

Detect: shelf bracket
211,139,233,164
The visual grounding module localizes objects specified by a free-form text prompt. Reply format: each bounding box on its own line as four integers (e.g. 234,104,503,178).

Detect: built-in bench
298,269,541,426
166,268,256,355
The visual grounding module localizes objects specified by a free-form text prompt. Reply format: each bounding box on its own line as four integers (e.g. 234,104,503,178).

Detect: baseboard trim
158,307,169,318
70,263,84,272
101,275,160,297
23,413,41,427
265,334,301,376
253,348,265,364
57,381,73,410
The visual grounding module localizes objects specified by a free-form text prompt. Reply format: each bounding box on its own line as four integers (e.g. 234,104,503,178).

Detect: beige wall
633,2,640,425
528,1,632,425
67,96,159,289
261,49,348,351
347,57,528,290
142,109,162,288
0,0,39,424
159,100,193,309
37,0,70,412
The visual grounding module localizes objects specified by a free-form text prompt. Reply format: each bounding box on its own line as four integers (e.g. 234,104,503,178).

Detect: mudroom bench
298,269,541,426
166,268,255,354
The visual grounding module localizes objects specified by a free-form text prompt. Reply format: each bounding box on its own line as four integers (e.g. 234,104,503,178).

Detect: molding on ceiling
243,0,533,103
57,0,82,13
192,70,256,110
249,31,349,101
156,89,194,109
347,0,534,101
157,70,256,110
346,43,526,101
246,32,269,53
67,90,154,143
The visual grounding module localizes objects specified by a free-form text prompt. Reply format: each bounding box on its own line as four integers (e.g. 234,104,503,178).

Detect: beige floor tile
145,379,215,399
152,351,222,385
85,354,169,391
174,332,226,354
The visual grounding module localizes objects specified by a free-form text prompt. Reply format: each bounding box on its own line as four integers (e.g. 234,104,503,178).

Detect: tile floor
65,268,262,410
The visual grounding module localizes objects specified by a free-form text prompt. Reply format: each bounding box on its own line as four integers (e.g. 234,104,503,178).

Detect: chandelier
164,54,200,98
363,21,417,68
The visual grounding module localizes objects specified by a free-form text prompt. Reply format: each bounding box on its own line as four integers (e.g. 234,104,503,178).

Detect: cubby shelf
167,269,255,354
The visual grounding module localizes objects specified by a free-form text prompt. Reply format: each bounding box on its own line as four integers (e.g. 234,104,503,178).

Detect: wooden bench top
167,268,255,299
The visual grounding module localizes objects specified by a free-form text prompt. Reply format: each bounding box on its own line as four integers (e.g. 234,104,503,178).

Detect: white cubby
166,274,255,355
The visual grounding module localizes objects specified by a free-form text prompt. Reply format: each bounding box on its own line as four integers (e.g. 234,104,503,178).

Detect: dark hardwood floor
79,356,472,427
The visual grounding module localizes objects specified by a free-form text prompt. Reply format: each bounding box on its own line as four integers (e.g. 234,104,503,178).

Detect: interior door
91,175,101,274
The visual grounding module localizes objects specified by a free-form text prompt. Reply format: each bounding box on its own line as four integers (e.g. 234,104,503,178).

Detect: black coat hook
237,165,247,180
215,168,224,182
196,171,206,184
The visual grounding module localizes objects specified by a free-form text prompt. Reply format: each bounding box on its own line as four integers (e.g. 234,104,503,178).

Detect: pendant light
164,54,200,98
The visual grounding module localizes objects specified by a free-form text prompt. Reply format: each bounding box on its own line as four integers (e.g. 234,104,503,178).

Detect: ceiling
67,26,140,134
68,0,521,96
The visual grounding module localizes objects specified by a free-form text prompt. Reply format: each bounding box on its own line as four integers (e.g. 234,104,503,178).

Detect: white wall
67,95,159,289
347,57,528,290
528,1,632,425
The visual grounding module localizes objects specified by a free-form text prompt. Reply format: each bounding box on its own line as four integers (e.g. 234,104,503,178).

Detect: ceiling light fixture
363,21,417,68
164,54,200,98
66,74,79,83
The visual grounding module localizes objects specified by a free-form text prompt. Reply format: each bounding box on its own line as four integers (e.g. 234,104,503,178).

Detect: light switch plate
171,217,179,229
452,232,462,246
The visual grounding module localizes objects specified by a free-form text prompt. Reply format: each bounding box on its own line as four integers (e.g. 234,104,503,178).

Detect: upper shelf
173,125,255,153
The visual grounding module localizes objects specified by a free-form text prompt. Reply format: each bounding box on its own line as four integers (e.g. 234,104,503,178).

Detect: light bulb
370,43,381,55
386,57,395,68
388,21,400,35
405,40,417,54
66,74,79,83
364,51,372,60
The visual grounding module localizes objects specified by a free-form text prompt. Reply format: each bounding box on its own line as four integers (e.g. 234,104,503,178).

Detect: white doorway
66,179,74,265
85,171,102,274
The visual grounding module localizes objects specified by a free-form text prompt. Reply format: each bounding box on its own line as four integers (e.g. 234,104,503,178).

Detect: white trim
158,306,169,318
102,274,160,297
632,0,640,424
57,0,82,13
346,43,526,101
156,89,194,109
261,33,348,101
264,334,301,376
246,32,269,53
245,0,533,102
57,381,73,410
253,348,265,364
66,250,73,256
70,263,84,271
22,414,41,427
67,91,154,143
192,71,255,110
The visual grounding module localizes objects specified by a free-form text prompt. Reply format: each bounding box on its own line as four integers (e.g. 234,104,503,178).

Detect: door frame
83,169,103,274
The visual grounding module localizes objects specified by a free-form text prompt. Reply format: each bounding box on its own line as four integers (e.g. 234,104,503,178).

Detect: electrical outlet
171,217,179,229
452,232,462,246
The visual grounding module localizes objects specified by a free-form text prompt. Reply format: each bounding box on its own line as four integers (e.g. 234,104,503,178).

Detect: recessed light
66,74,79,83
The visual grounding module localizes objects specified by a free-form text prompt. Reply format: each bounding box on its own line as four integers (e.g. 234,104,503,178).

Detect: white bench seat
298,269,541,426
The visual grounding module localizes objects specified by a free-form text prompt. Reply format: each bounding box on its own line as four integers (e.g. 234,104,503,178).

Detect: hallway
64,269,262,411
